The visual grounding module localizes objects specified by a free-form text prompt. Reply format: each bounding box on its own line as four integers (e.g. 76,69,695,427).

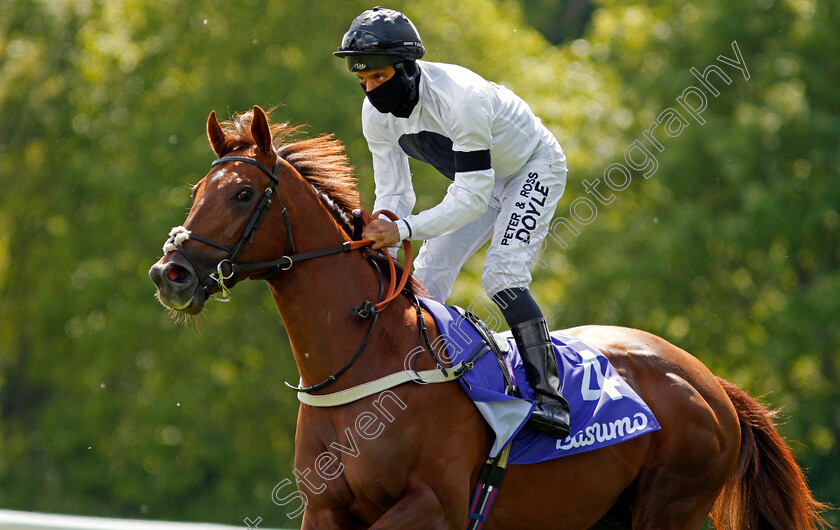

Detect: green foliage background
1,0,837,526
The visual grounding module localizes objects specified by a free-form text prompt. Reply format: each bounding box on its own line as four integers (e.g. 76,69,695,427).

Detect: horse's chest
296,415,413,517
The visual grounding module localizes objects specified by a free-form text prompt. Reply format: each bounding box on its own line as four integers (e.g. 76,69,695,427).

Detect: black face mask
362,63,420,118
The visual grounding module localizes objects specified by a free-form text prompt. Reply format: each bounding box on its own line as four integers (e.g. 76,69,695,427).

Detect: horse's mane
218,108,425,296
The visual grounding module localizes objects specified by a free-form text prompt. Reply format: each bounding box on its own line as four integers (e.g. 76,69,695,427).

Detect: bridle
164,151,291,302
163,148,411,311
164,150,375,302
161,149,448,394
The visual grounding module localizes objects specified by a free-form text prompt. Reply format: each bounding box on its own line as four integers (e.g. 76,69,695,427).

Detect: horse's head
149,105,298,315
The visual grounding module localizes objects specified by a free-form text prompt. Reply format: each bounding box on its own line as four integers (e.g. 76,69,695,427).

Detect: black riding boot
512,317,571,439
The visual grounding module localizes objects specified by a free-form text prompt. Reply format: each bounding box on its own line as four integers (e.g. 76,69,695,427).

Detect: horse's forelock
217,109,359,226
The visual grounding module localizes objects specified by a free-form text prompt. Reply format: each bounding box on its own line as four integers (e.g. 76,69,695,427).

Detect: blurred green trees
1,0,837,526
539,0,840,510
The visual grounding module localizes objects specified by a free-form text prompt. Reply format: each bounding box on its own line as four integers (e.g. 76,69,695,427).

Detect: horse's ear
251,105,273,155
207,111,235,157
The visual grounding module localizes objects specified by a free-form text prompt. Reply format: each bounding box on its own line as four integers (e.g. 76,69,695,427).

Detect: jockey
335,7,570,439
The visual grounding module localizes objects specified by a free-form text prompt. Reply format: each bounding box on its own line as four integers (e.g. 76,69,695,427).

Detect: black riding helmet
334,7,425,73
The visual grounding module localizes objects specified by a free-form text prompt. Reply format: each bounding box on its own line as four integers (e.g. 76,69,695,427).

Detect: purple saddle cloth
418,296,660,465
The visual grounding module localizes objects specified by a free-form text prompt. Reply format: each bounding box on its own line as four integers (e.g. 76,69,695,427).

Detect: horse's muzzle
149,253,206,313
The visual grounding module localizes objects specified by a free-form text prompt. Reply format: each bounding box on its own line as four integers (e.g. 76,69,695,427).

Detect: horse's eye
236,189,254,202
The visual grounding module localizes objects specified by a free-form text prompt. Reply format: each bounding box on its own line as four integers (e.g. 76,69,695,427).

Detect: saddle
450,306,520,398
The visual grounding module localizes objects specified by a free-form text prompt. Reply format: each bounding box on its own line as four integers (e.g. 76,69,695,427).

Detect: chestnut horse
149,106,829,529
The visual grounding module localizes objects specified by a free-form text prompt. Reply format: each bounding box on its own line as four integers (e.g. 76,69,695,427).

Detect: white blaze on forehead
163,226,191,254
207,168,249,189
209,168,228,183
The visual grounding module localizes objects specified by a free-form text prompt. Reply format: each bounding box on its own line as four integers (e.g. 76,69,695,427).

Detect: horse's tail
711,377,832,530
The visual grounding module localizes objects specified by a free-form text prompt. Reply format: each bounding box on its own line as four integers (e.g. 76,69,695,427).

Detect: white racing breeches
414,143,567,302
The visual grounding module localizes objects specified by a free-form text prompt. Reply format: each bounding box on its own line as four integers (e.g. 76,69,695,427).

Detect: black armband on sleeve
454,149,491,173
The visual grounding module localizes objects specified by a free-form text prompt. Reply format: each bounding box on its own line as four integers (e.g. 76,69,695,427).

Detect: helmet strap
395,60,420,106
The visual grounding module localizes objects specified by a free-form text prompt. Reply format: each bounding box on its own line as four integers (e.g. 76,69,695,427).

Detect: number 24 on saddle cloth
417,297,661,464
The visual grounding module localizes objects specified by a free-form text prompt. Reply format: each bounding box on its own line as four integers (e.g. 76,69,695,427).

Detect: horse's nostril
165,264,190,284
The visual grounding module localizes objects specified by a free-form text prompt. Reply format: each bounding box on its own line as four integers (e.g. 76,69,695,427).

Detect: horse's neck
265,194,417,391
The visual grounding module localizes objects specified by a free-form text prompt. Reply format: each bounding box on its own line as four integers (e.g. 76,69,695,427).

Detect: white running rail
0,510,283,530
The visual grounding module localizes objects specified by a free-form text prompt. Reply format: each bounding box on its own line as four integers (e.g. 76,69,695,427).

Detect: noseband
164,152,295,301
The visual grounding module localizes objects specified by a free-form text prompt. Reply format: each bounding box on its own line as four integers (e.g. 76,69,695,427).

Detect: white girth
297,362,467,407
